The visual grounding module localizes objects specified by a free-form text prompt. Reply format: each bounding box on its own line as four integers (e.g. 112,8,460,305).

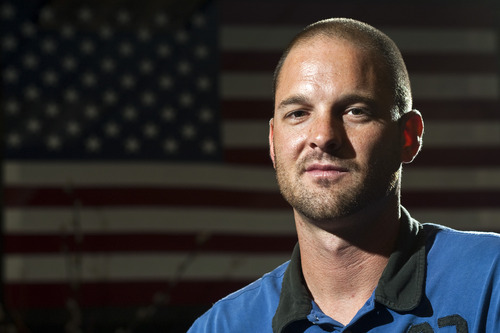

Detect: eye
346,107,367,116
285,110,309,119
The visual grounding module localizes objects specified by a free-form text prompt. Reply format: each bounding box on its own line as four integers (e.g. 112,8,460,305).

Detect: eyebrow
276,94,312,111
276,93,378,111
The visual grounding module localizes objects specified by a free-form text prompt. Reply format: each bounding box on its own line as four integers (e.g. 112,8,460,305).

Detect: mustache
297,152,359,171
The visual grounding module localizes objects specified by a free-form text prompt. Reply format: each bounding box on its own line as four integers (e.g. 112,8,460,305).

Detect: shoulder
424,223,500,249
187,261,289,333
423,223,500,267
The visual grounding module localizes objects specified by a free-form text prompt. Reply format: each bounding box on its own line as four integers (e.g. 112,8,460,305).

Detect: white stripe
4,253,290,282
412,209,500,231
5,162,500,188
221,72,500,100
4,208,296,235
221,26,498,53
404,168,500,189
5,207,500,235
5,162,278,189
5,162,500,189
223,120,500,147
411,74,499,99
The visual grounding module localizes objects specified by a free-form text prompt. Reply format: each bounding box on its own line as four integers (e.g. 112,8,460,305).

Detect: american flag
2,0,499,331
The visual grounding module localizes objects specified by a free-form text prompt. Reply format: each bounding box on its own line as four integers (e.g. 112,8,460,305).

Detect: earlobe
401,110,424,164
269,118,276,168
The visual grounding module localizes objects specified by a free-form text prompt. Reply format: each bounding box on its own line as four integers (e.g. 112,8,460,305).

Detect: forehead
276,36,393,101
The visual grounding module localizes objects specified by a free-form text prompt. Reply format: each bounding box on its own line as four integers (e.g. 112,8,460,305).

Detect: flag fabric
2,0,500,331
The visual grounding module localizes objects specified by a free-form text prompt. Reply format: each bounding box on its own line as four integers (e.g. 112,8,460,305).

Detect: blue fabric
188,223,500,333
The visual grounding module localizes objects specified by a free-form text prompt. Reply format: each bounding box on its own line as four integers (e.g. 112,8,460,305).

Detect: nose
309,113,342,152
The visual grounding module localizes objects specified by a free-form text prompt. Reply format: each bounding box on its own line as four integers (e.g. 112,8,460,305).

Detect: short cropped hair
273,18,412,117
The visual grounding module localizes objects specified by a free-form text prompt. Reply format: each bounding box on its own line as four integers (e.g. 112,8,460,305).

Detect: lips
305,163,348,173
304,163,349,178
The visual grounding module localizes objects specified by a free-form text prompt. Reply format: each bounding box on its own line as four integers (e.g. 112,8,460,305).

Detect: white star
2,35,17,51
139,59,153,74
164,138,178,153
116,9,130,24
175,30,189,43
67,121,81,136
143,123,158,138
103,90,118,105
64,88,79,103
124,106,137,120
157,44,171,58
3,67,18,83
159,75,173,90
182,124,196,139
125,137,140,153
192,14,206,27
7,132,21,148
1,3,15,20
81,39,95,54
61,24,75,39
99,26,113,39
101,57,115,72
5,99,19,114
85,105,98,119
121,74,136,89
201,139,217,155
119,41,134,57
41,37,57,54
23,53,38,69
46,134,62,150
82,72,97,87
162,107,176,121
62,56,77,71
195,45,209,59
86,136,101,152
78,7,92,22
178,61,191,75
155,13,169,26
141,91,156,106
21,22,36,37
39,7,54,23
25,85,40,100
42,70,58,86
137,28,151,42
179,92,193,107
197,76,211,91
105,122,120,137
27,118,41,133
46,103,59,117
199,108,214,122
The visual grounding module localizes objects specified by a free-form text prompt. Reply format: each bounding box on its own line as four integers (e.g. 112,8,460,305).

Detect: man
188,18,500,332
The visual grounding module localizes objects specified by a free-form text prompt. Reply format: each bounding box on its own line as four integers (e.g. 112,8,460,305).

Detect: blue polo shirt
188,208,500,332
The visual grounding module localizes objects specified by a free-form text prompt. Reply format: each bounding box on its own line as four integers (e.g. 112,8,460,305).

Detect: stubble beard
274,151,401,223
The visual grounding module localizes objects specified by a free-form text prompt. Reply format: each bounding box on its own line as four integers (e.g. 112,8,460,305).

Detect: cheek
349,126,400,164
274,129,307,160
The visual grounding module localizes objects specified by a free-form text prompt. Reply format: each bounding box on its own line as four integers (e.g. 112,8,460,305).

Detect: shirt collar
272,207,427,333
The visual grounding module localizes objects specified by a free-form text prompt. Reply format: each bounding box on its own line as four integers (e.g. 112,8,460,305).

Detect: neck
295,195,401,325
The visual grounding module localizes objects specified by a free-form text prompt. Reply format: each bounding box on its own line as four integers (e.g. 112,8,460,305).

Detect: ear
269,118,276,168
400,110,424,164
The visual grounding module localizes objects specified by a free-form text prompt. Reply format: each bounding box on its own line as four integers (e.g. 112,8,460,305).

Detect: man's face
270,37,405,223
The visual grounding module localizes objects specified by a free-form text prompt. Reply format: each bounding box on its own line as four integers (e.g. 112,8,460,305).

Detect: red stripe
222,100,500,120
222,52,498,74
4,233,297,254
224,147,500,167
221,1,497,27
5,186,500,208
4,187,289,208
5,280,253,308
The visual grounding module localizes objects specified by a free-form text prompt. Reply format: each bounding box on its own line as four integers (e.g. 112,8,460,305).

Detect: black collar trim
272,207,426,333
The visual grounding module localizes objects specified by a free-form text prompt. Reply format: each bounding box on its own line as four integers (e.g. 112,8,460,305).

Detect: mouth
304,163,349,178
